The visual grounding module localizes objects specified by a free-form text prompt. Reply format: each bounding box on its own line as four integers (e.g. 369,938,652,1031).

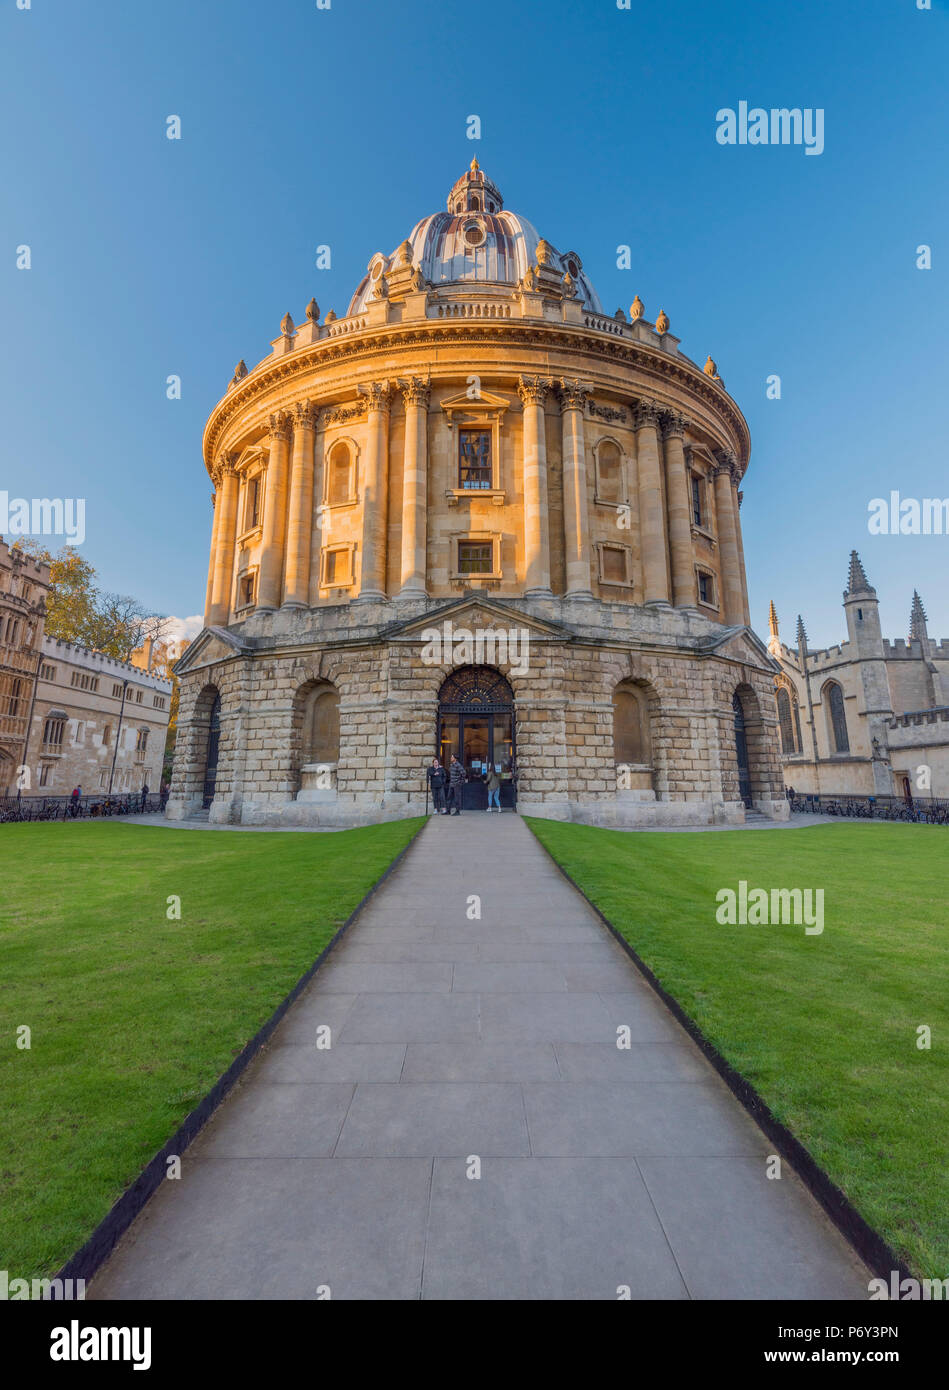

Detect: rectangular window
691,475,703,527
321,546,353,588
458,541,493,575
246,476,260,529
112,682,124,699
6,677,22,717
102,724,111,747
135,689,143,704
600,546,628,584
40,663,56,681
459,429,492,489
42,717,65,749
71,671,81,688
698,571,714,605
238,573,255,609
153,694,166,709
89,677,99,693
39,762,53,787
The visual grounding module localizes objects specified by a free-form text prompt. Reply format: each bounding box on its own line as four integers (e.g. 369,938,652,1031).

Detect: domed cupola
347,163,603,316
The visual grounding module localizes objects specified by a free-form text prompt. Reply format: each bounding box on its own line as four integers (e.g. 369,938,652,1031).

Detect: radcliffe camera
1,0,945,1367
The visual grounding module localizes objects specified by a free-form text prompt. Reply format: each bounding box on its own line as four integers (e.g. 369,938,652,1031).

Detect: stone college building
169,162,786,827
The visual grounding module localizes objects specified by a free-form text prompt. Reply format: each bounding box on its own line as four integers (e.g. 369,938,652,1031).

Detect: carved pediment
705,624,779,672
439,387,511,428
172,626,250,675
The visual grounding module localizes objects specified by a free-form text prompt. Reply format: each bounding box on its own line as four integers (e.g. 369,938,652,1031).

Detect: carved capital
633,397,661,431
556,377,592,412
517,374,553,407
398,376,431,409
268,410,292,443
358,380,393,414
714,448,740,483
660,409,689,440
293,399,319,430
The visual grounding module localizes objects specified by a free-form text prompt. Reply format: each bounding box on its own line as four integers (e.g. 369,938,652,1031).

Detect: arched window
326,442,354,508
595,439,623,505
613,682,651,765
824,681,850,753
303,684,340,763
776,688,795,755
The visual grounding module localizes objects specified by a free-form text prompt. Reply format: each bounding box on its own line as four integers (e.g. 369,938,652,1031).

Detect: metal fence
0,793,166,823
789,793,949,824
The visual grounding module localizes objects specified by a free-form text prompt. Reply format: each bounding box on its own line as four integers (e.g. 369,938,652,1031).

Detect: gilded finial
470,156,480,173
630,295,644,320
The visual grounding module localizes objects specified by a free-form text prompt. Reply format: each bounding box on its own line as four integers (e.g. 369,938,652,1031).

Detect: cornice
203,320,751,475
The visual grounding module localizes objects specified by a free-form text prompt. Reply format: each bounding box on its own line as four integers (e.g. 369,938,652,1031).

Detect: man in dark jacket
446,754,465,815
427,758,447,814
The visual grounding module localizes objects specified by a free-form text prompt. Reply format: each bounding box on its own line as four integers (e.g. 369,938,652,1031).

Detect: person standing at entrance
446,754,466,815
486,765,501,813
427,758,448,814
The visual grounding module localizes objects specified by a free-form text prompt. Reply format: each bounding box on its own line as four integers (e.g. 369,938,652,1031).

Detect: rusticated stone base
167,594,786,830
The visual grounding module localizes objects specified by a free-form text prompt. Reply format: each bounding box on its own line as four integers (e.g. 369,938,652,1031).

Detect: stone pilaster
634,398,670,605
713,451,745,625
558,378,593,599
208,454,239,626
660,411,698,612
518,375,553,596
734,485,751,625
355,381,393,602
283,401,318,608
397,377,430,599
256,412,293,612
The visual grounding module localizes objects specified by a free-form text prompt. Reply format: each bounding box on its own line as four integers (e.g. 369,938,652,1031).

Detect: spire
910,590,928,643
846,549,874,595
768,601,779,638
796,614,808,650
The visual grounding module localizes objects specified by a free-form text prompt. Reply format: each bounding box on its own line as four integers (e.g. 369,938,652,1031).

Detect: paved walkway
90,813,871,1300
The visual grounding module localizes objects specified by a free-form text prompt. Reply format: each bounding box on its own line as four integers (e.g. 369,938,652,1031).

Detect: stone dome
347,159,603,315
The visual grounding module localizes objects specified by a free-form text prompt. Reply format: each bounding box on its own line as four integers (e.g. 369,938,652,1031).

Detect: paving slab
90,812,873,1301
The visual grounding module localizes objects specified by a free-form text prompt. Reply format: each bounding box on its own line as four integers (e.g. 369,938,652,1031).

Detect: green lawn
0,819,422,1279
526,819,949,1279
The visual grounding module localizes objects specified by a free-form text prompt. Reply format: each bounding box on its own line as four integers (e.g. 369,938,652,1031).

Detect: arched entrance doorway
732,691,753,809
202,694,221,809
437,667,515,809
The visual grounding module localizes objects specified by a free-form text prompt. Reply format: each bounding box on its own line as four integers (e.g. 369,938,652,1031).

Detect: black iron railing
0,793,167,823
789,793,949,824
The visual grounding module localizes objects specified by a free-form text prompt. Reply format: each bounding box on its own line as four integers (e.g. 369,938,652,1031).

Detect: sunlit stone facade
169,162,785,826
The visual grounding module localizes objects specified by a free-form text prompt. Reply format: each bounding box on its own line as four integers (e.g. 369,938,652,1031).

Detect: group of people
427,756,508,815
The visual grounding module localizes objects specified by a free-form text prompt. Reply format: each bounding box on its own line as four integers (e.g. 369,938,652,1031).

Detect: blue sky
2,0,946,648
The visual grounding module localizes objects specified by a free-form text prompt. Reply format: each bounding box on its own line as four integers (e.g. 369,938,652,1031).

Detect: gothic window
613,682,651,766
594,439,624,505
459,430,492,489
824,681,850,753
6,677,21,717
777,688,795,755
102,724,111,747
42,716,66,749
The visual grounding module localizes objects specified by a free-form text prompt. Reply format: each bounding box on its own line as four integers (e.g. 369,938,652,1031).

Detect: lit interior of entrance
437,667,516,808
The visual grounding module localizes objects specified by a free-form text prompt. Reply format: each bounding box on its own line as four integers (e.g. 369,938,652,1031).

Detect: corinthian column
256,411,292,612
735,487,751,625
713,451,745,625
208,454,239,626
355,380,393,602
203,490,219,627
634,398,670,605
660,410,698,611
518,375,553,596
397,377,430,599
558,378,593,599
283,400,317,608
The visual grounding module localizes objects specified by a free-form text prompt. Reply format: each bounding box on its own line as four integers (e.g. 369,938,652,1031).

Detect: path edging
53,818,428,1290
524,818,915,1287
